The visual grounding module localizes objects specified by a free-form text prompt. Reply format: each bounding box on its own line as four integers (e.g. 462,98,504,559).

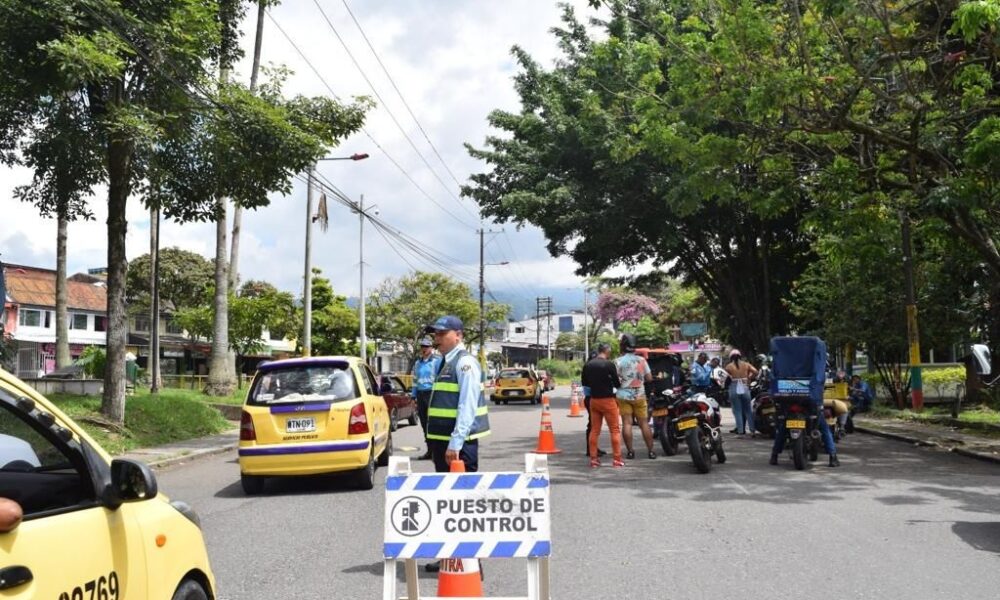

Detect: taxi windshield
500,369,530,379
249,366,359,405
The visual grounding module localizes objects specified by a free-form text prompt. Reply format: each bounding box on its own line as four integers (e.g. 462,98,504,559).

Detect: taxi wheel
171,580,208,600
377,432,392,467
389,409,399,432
356,448,376,490
241,474,265,495
407,410,419,427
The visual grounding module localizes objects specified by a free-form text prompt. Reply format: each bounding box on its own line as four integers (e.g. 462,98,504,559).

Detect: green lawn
869,404,1000,427
47,389,233,455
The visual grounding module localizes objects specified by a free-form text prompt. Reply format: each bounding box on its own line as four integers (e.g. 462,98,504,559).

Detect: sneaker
589,458,601,468
597,448,608,457
769,453,778,466
647,450,657,459
424,561,441,573
828,454,841,468
730,428,739,434
626,449,635,460
612,459,625,468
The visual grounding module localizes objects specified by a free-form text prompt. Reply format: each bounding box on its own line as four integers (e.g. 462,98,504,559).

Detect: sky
0,1,615,317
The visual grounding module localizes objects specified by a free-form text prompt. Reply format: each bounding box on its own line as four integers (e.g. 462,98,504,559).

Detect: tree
366,271,510,356
0,0,369,421
308,269,361,357
126,248,215,311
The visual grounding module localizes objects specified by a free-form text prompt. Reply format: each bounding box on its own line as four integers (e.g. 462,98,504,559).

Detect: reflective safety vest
426,349,491,443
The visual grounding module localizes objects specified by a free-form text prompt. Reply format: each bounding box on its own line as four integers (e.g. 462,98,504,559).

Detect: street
158,386,1000,599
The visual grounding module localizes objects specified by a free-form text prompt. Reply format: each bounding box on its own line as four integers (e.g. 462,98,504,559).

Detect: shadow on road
213,472,364,498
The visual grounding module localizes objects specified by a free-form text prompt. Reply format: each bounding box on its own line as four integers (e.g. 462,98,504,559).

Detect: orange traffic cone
438,459,483,597
568,387,583,417
534,403,563,454
541,393,550,407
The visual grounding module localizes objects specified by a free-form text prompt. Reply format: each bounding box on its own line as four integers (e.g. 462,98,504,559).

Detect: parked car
491,368,542,405
0,366,217,600
536,369,555,392
380,374,419,431
238,356,392,494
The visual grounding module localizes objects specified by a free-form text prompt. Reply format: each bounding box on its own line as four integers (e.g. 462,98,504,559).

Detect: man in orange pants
581,343,624,468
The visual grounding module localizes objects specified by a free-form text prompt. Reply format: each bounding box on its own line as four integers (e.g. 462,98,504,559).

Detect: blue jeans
729,389,754,434
771,408,836,455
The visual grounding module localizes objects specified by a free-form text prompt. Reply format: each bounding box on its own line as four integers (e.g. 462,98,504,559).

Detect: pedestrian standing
582,351,608,458
410,336,441,460
725,349,758,435
581,343,622,467
690,352,712,393
423,315,491,573
614,333,656,460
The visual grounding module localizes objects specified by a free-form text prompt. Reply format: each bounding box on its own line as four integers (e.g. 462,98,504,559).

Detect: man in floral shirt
614,333,656,460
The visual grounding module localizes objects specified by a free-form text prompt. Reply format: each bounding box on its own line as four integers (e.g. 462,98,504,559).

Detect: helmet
620,333,637,353
757,353,768,365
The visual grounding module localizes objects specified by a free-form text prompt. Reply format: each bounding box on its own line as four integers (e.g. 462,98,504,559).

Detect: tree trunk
101,134,131,424
206,196,235,396
55,210,71,369
228,0,267,293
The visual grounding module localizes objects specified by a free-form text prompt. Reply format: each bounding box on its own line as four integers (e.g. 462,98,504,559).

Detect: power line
309,0,479,222
265,9,478,230
339,0,466,191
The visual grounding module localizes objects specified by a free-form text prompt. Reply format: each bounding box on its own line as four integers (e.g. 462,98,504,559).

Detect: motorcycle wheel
791,435,806,470
845,415,855,434
714,439,726,464
659,419,676,456
686,427,711,474
808,436,819,462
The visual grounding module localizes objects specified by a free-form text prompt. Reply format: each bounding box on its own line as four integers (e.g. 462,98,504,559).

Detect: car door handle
0,565,32,590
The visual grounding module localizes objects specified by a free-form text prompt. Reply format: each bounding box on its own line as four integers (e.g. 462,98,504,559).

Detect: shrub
537,358,582,379
76,346,106,379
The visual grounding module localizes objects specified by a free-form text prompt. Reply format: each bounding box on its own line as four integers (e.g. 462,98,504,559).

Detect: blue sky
1,1,628,313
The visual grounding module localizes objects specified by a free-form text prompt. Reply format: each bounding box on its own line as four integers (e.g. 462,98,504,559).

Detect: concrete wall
22,378,103,396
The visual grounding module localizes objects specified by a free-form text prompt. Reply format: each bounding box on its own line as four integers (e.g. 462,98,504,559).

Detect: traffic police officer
411,336,441,460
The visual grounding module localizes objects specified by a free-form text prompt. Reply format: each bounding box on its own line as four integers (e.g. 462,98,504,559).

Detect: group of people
690,350,763,436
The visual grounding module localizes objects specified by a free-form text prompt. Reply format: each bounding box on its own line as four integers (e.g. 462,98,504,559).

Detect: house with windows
1,264,109,378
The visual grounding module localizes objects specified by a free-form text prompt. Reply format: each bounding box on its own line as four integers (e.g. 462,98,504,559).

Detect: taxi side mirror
105,459,158,509
970,344,992,376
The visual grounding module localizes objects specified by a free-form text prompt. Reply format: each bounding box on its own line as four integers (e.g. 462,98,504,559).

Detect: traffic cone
568,386,583,417
534,403,563,454
437,459,483,597
541,393,550,407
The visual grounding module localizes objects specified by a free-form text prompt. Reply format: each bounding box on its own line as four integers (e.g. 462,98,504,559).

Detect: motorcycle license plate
761,407,775,415
652,408,670,417
677,418,697,431
786,419,806,429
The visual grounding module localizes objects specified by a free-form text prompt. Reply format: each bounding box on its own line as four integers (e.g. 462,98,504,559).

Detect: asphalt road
157,385,1000,600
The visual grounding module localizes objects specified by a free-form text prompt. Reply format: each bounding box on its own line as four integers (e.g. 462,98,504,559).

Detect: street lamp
303,152,369,357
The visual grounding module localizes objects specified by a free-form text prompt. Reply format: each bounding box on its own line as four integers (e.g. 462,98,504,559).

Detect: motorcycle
752,380,777,438
775,394,821,470
670,391,726,473
651,385,684,456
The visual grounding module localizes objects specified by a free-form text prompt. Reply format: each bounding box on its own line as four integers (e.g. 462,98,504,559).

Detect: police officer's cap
419,336,433,347
424,315,464,333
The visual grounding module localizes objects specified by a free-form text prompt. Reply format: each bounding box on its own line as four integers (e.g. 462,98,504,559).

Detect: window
133,316,150,333
362,365,378,395
165,318,183,335
69,314,88,330
19,309,41,327
0,390,94,517
514,326,526,334
248,364,359,405
44,311,52,328
94,316,107,332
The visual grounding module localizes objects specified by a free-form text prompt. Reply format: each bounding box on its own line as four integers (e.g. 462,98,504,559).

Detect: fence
160,374,208,391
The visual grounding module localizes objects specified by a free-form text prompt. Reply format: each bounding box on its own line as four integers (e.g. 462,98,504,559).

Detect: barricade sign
382,454,552,600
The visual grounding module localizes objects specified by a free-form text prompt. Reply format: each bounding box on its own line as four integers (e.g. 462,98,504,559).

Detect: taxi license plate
677,418,697,431
762,407,775,415
505,390,523,396
286,417,316,433
786,419,806,429
651,408,670,417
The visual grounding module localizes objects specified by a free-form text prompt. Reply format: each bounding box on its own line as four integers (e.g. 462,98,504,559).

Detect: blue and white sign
383,470,551,560
776,378,812,396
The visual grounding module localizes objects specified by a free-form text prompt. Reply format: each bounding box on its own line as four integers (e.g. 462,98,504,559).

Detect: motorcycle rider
615,333,657,460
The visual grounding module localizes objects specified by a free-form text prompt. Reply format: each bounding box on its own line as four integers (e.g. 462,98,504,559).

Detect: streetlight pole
477,228,506,368
584,287,589,360
359,194,367,363
302,153,369,358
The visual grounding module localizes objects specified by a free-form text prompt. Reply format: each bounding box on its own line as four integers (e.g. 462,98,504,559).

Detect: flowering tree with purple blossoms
595,289,661,327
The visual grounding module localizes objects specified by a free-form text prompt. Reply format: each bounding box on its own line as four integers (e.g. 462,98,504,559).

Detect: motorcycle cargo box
769,336,827,403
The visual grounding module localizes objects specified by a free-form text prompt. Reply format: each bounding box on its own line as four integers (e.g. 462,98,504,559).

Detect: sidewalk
854,416,1000,465
118,428,240,469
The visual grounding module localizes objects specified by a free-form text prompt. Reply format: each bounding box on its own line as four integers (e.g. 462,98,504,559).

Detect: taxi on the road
490,367,542,405
237,356,392,494
0,366,216,600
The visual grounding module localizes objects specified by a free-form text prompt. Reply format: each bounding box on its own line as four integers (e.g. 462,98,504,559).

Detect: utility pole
901,208,923,411
583,287,590,360
303,167,313,356
149,206,161,394
546,298,552,360
535,296,553,362
359,194,367,363
536,297,541,364
479,228,485,366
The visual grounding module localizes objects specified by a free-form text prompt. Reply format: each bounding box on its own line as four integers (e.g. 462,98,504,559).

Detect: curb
855,425,1000,466
143,441,238,470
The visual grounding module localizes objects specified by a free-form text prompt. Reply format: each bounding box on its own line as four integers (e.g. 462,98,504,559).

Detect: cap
729,349,741,358
419,336,433,347
424,315,464,333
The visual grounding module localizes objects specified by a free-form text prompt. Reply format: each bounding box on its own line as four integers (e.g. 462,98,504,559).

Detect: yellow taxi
490,367,542,405
0,367,216,600
237,356,392,494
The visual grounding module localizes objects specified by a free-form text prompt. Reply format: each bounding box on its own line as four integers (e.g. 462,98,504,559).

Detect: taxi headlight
170,500,202,528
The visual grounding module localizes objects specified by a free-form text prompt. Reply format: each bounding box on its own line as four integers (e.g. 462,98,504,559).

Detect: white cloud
1,0,606,307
